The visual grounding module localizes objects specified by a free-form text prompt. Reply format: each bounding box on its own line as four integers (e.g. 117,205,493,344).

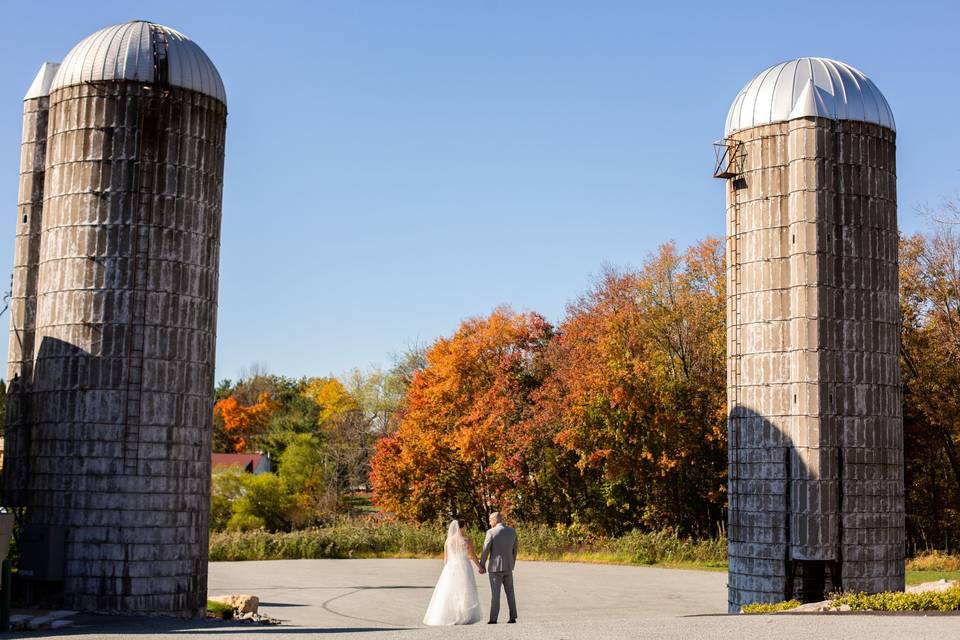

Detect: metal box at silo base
17,525,65,581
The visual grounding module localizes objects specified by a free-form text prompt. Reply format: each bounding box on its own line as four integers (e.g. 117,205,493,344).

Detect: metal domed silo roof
724,57,893,136
49,20,226,105
23,62,61,100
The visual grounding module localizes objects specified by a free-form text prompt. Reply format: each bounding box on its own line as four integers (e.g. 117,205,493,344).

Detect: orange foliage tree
370,307,554,523
531,238,727,535
900,222,960,544
370,239,728,536
213,392,278,453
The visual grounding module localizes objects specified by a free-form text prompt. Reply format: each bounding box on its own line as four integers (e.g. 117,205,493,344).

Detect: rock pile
208,594,280,624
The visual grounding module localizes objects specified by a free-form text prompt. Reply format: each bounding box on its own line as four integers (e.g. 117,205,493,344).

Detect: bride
423,520,483,625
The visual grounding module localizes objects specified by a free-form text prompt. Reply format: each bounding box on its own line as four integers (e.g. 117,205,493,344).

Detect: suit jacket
480,523,518,574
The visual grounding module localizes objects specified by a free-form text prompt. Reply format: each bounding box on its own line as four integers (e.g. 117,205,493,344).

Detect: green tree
279,434,333,526
210,467,246,530
228,472,296,532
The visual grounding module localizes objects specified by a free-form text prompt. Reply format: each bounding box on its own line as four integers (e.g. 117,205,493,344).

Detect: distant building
212,453,271,475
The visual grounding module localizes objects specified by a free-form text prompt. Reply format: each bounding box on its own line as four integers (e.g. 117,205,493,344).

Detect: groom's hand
479,567,486,574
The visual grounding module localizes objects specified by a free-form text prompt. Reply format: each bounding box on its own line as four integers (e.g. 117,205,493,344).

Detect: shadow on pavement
1,613,410,637
350,586,431,590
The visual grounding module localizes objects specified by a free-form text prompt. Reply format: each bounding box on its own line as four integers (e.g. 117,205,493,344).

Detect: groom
478,511,518,624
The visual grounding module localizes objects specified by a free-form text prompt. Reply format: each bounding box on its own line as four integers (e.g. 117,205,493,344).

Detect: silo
3,21,227,616
716,58,903,611
2,62,59,501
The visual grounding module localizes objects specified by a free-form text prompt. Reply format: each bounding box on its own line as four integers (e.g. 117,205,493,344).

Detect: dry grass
208,519,726,567
208,520,960,581
906,550,960,572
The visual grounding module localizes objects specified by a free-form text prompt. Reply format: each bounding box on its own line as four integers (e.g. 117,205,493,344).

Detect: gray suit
480,523,518,622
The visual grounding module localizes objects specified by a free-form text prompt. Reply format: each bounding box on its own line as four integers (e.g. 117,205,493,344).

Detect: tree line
213,214,960,549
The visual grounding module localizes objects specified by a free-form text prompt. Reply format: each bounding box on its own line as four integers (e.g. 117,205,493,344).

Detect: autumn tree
531,238,727,536
213,392,278,453
303,376,374,500
900,214,960,548
370,307,554,523
279,434,334,527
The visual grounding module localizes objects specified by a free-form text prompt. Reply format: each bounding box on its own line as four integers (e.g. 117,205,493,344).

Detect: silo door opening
789,560,842,603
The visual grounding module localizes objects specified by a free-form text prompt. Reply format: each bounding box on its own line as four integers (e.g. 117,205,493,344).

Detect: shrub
227,512,266,532
231,473,296,532
831,586,960,612
211,467,248,531
741,600,800,614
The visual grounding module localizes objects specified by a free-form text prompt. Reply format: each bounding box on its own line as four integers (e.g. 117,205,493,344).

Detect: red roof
212,453,268,473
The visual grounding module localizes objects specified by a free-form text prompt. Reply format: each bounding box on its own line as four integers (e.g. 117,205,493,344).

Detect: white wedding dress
423,521,483,625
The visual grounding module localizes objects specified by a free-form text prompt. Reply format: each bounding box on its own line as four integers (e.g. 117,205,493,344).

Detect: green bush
741,600,800,614
227,512,266,532
211,468,248,531
229,473,296,532
831,586,960,612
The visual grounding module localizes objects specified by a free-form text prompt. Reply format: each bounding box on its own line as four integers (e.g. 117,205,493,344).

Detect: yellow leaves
303,377,360,426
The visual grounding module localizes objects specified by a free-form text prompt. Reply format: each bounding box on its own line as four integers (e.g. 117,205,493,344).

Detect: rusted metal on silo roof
4,20,227,617
49,20,227,105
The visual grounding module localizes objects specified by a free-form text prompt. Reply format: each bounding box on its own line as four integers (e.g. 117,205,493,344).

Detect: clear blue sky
1,1,958,381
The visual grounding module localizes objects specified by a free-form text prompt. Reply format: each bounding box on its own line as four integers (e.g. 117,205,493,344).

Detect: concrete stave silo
3,63,60,502
3,21,226,616
718,58,903,611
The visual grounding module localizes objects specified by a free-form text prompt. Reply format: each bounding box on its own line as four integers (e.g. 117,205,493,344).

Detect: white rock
906,579,958,594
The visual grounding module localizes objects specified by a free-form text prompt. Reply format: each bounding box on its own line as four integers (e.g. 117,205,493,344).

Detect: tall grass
208,518,727,566
208,519,960,574
906,550,960,572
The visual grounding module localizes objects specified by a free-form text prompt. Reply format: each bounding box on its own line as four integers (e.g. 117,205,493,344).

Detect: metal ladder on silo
713,138,745,563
